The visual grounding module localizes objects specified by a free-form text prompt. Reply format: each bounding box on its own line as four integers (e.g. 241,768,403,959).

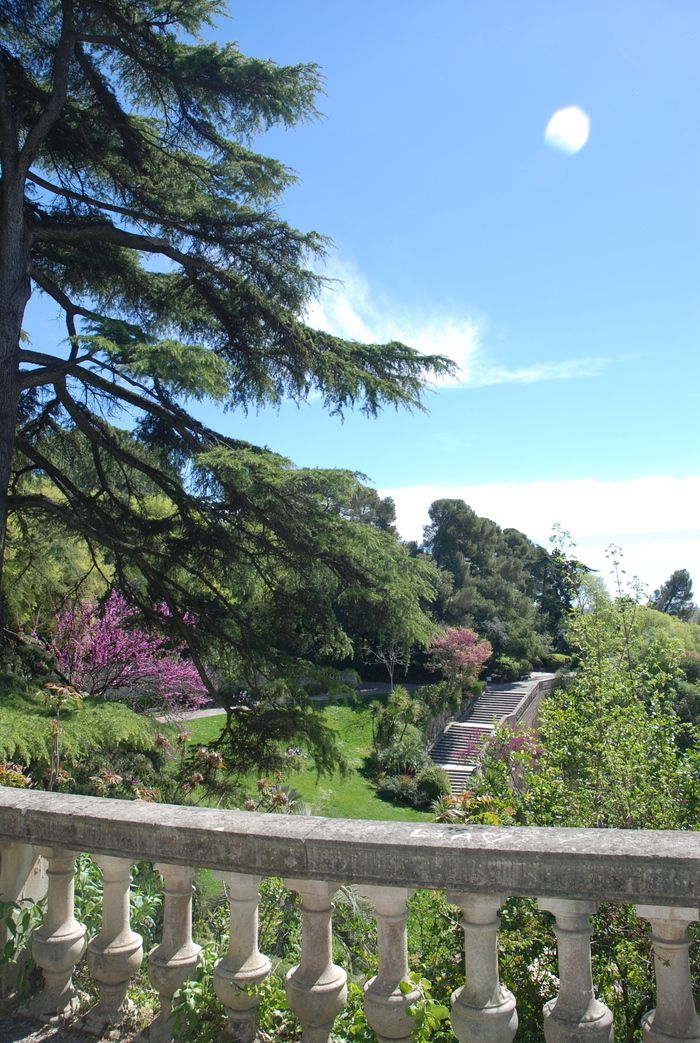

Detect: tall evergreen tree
650,569,696,621
0,2,450,676
422,498,576,663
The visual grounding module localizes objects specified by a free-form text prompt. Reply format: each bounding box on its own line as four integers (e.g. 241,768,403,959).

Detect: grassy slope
186,702,432,823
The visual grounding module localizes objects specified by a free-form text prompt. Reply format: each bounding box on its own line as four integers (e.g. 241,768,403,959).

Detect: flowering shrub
0,762,30,788
432,790,515,826
484,724,543,764
243,774,304,813
427,627,492,691
478,723,543,798
50,591,208,712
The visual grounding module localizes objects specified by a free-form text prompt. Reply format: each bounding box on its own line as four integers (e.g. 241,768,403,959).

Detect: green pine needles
0,1,451,701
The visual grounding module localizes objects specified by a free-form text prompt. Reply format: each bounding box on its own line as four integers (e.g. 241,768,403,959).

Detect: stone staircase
429,723,492,792
429,674,554,793
464,689,524,724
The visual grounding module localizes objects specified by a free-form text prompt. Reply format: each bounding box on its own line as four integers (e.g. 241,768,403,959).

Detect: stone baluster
284,878,347,1043
636,905,700,1043
538,898,614,1043
356,885,421,1043
82,855,143,1034
148,863,202,1043
212,871,271,1043
448,892,517,1043
29,848,87,1022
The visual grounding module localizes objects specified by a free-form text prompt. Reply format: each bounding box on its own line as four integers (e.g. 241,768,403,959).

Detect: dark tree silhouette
650,569,696,621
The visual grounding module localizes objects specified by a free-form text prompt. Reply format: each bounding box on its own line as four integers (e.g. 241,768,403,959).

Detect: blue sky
25,1,700,593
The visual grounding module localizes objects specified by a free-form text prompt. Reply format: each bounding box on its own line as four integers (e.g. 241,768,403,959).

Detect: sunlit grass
185,700,432,823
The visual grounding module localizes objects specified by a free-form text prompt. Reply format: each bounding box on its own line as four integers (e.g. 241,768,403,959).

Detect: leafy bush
377,773,419,804
414,765,451,805
373,726,428,776
0,763,30,788
377,766,451,808
432,790,516,826
541,652,573,671
681,651,700,683
490,656,525,682
0,637,53,683
0,675,167,795
419,681,461,717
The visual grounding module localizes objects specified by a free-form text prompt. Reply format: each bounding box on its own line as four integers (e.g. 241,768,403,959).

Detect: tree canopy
0,1,451,684
649,569,696,621
421,498,581,668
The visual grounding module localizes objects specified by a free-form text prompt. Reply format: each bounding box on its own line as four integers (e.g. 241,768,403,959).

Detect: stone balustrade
0,787,699,1041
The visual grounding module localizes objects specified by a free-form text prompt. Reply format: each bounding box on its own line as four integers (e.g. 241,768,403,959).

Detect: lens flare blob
544,106,590,155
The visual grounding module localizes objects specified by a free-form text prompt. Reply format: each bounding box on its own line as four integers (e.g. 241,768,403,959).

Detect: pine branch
27,171,210,239
18,0,77,174
74,42,145,171
30,216,220,275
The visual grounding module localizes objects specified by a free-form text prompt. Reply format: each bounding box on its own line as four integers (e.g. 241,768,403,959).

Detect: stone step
470,706,514,714
471,700,521,710
469,708,519,717
468,715,508,722
431,748,486,761
475,702,517,707
430,724,493,765
434,734,488,743
450,722,494,731
437,764,475,794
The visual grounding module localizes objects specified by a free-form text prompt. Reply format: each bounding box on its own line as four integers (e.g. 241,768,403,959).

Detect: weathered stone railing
501,673,558,730
1,787,699,1042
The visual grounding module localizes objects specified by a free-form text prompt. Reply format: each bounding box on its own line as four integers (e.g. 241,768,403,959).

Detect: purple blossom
51,591,208,711
428,627,492,685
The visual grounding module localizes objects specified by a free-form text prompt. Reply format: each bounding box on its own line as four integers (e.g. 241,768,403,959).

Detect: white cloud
305,258,614,389
380,476,700,596
305,260,480,387
473,357,609,386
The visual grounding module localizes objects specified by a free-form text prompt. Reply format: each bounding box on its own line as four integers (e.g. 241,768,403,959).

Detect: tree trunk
0,174,31,621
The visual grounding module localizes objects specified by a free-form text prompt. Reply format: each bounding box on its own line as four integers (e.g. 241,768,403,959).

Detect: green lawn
185,701,433,823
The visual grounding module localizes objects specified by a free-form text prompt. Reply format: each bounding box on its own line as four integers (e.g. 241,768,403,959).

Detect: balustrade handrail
500,673,556,728
1,786,699,906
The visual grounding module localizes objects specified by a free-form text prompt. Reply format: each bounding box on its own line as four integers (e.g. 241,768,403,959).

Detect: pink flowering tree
427,627,492,693
50,591,208,712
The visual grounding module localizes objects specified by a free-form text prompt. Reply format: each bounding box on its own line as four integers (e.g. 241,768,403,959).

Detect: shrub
415,765,452,805
377,773,419,804
491,656,524,682
0,763,30,788
0,676,167,796
373,726,429,776
420,681,461,717
681,651,700,683
377,766,451,808
432,790,516,825
541,653,573,671
0,638,53,682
